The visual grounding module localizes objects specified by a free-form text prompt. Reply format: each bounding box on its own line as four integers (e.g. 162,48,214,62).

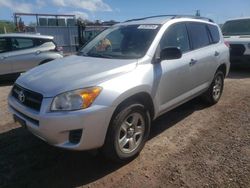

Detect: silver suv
8,15,230,162
0,33,63,79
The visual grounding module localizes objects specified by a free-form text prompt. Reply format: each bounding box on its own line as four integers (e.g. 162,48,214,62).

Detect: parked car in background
8,15,230,162
0,33,63,80
222,18,250,68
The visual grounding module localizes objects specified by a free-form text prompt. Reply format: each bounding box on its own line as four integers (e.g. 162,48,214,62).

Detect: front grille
12,84,43,111
10,105,39,126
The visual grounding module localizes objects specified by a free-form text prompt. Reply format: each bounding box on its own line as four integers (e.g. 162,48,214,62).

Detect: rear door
207,24,223,76
0,37,12,75
8,37,39,73
186,22,216,91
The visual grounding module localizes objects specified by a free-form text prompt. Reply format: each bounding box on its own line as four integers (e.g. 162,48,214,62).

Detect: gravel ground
0,69,249,188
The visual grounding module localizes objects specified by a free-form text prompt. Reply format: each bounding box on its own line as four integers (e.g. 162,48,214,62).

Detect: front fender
95,64,155,108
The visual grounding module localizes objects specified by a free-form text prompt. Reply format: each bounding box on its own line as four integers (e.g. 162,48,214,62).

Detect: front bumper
8,95,115,150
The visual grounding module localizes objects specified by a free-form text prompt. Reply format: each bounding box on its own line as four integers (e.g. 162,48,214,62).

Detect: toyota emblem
18,90,25,103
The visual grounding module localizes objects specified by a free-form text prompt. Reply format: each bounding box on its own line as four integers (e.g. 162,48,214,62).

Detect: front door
156,23,193,113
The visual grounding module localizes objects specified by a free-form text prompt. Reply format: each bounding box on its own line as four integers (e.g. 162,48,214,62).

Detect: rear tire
203,71,224,105
102,102,151,162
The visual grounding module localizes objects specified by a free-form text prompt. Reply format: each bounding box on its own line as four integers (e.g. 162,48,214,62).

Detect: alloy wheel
118,112,145,154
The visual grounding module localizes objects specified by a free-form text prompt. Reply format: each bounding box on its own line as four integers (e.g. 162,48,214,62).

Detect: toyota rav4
8,15,230,162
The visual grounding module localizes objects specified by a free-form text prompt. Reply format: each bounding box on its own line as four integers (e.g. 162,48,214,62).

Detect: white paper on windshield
138,25,158,29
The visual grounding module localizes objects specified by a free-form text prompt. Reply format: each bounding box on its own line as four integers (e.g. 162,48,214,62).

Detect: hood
16,55,137,97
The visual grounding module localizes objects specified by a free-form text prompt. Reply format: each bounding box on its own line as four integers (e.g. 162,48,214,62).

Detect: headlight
51,86,102,111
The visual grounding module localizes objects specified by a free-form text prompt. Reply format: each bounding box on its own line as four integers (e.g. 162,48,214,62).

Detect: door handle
214,51,220,57
189,59,197,66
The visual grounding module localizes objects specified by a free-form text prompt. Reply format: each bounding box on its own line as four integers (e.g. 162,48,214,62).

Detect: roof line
125,15,214,23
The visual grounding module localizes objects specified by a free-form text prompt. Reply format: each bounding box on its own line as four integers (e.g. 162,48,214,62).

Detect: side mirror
160,47,182,61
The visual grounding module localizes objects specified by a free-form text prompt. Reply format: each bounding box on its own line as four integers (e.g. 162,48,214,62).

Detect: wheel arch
112,92,155,121
102,92,154,161
216,63,227,77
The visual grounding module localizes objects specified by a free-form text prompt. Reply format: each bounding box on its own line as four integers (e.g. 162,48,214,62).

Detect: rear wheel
102,102,151,162
203,71,224,105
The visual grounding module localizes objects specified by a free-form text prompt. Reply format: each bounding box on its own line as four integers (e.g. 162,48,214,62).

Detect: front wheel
102,102,151,162
203,71,224,105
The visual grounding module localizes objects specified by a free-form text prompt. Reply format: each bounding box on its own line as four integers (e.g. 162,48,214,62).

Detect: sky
0,0,250,24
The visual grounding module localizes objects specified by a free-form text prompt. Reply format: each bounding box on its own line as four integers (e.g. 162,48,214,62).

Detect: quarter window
208,24,220,43
187,23,210,49
160,23,190,53
11,38,35,50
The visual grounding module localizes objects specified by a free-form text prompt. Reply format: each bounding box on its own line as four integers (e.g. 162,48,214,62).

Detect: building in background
13,13,118,54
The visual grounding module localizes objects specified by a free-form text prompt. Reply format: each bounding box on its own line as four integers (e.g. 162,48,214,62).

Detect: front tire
102,102,151,162
203,71,224,105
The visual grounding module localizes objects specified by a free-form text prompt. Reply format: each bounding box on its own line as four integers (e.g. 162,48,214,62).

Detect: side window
207,24,220,44
187,23,210,49
11,38,35,50
0,38,11,53
160,23,190,53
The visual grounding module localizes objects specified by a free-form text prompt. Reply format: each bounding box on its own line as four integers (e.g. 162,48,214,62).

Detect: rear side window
160,23,190,53
0,38,11,53
208,24,220,43
11,38,35,50
187,23,210,49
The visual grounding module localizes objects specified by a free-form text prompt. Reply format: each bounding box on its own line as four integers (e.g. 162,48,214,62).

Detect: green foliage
0,21,15,34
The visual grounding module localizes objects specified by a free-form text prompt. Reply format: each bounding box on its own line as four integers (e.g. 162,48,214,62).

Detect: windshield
79,24,160,59
222,19,250,35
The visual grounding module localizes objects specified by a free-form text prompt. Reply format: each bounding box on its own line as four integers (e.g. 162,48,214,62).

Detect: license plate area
13,115,27,128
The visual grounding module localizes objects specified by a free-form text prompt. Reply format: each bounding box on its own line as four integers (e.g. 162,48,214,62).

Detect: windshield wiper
77,51,89,56
87,53,113,59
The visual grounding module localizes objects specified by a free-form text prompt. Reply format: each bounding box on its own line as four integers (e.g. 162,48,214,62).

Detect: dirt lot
0,70,250,188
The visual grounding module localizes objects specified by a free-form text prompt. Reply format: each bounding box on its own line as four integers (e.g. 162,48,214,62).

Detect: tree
0,20,15,34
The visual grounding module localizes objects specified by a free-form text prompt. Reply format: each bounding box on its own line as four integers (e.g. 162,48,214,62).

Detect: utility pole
77,18,86,50
195,10,201,17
